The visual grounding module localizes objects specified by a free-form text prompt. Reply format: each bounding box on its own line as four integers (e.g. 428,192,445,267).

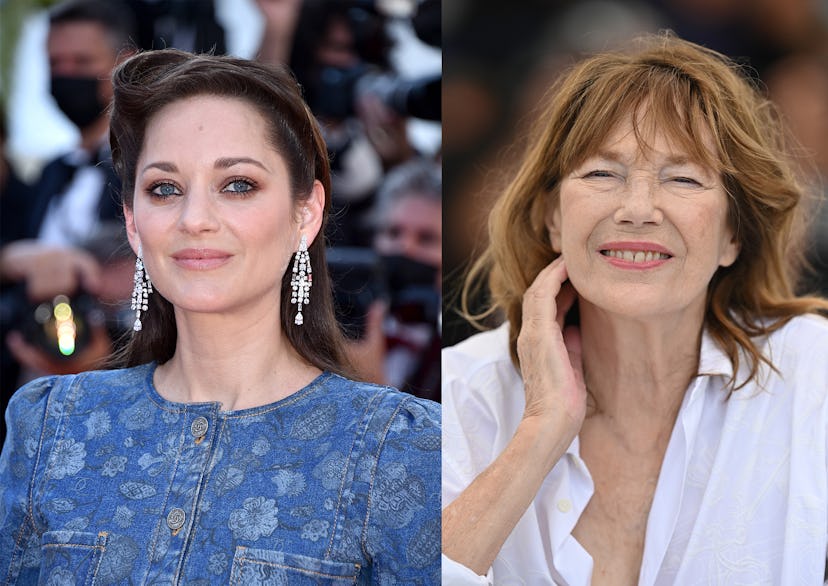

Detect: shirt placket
145,405,219,584
638,376,708,586
549,437,595,586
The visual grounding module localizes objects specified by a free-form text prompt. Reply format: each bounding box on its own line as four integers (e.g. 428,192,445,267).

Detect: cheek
557,200,597,254
687,204,731,260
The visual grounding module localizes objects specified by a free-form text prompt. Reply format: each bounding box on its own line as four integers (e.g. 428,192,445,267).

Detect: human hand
517,256,586,442
342,301,388,385
0,240,102,302
253,0,302,65
6,324,113,376
254,0,302,29
355,94,414,166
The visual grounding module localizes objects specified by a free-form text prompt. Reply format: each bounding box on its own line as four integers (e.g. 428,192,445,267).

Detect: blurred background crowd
442,0,828,346
0,0,442,444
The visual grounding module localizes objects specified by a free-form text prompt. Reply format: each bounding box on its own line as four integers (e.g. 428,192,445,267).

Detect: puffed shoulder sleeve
364,394,441,584
0,376,61,584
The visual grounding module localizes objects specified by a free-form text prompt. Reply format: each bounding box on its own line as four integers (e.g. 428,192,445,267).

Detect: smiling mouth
600,249,672,263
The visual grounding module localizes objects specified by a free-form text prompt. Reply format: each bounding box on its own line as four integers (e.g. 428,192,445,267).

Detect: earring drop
131,248,153,332
290,234,312,325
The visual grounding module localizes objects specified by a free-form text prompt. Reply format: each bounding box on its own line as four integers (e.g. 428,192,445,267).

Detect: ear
123,204,141,256
299,180,325,246
718,230,740,268
545,200,563,253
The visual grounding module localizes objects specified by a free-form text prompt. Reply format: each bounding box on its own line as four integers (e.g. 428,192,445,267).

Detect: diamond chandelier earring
290,234,312,326
131,247,153,332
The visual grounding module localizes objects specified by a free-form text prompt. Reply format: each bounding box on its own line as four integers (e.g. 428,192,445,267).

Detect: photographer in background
345,158,441,401
0,0,136,435
285,0,440,247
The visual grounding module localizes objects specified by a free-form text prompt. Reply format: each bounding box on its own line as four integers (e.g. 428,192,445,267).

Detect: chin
576,282,684,320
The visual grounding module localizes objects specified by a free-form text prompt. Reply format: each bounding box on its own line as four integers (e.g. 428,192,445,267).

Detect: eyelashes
145,176,260,199
147,181,183,198
580,170,705,187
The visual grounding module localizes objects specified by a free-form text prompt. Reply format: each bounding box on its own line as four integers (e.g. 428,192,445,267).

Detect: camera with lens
327,247,439,339
0,287,103,360
304,0,441,122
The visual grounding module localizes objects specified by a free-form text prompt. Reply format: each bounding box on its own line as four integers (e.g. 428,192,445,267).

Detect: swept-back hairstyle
464,33,828,391
110,49,350,376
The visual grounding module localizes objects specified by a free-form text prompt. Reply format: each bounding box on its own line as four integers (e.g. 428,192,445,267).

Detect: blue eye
223,179,256,194
149,182,181,197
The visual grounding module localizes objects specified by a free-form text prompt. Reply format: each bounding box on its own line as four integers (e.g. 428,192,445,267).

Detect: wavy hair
464,33,828,391
109,49,350,376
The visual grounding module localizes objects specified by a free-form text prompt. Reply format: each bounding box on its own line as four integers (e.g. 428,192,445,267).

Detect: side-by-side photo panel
442,0,828,584
1,0,442,583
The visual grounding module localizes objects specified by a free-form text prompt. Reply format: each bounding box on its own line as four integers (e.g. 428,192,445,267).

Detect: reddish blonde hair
464,33,828,390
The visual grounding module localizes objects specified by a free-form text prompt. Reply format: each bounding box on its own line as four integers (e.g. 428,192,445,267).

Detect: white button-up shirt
442,315,828,585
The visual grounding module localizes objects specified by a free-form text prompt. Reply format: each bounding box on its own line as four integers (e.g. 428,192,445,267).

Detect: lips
601,249,671,263
171,248,232,270
597,241,673,268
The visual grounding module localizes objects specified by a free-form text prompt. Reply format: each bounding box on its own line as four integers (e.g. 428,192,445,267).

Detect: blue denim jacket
0,364,441,584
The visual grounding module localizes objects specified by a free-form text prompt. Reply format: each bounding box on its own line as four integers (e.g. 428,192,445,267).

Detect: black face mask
50,75,106,130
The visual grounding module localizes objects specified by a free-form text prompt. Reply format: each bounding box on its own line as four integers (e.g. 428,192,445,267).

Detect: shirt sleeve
364,395,441,584
442,553,494,585
0,376,60,584
441,342,508,582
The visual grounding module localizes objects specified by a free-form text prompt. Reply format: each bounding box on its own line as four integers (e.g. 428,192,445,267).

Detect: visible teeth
602,249,670,263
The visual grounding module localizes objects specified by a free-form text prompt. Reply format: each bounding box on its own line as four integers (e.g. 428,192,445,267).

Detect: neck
155,304,321,411
578,298,704,434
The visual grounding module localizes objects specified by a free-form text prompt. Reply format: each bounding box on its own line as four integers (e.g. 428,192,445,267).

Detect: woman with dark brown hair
442,34,828,584
0,49,440,584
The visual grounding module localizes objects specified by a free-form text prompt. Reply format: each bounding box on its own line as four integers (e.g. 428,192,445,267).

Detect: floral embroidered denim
0,364,441,584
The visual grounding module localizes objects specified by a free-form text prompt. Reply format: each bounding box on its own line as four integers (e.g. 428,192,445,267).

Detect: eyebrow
140,157,270,175
214,157,270,172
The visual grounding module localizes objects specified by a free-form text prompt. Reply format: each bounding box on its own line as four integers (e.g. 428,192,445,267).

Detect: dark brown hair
110,49,350,376
464,33,828,391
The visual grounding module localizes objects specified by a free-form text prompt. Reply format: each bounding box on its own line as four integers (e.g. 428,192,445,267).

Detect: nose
613,175,663,226
399,232,419,257
177,188,220,234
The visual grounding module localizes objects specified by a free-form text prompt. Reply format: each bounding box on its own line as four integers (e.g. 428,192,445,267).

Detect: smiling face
546,113,740,320
124,95,323,317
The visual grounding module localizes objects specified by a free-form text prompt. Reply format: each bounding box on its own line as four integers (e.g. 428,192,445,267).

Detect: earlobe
545,204,563,253
123,204,141,255
301,180,326,246
719,236,740,268
719,242,741,267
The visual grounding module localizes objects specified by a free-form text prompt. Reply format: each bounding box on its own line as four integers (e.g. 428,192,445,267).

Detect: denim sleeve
0,376,60,584
364,395,441,584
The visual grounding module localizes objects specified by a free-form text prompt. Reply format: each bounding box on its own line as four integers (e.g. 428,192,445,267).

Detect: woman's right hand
442,256,588,576
517,256,587,448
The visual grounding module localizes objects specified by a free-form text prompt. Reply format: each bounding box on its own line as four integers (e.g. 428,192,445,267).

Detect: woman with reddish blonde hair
443,33,828,584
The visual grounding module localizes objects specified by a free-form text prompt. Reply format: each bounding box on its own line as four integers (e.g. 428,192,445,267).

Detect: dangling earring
290,234,312,326
131,247,153,332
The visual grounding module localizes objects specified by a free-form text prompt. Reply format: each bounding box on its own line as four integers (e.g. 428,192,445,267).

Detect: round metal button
190,416,209,438
166,508,186,531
